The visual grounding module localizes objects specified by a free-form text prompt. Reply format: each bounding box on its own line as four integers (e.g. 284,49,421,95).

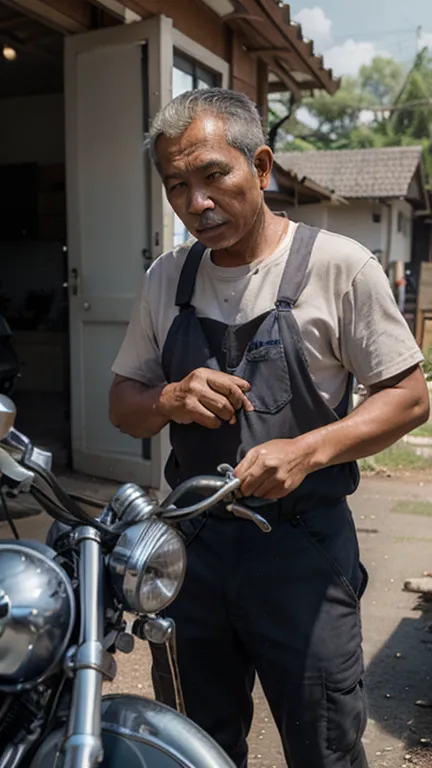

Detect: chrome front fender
29,694,235,768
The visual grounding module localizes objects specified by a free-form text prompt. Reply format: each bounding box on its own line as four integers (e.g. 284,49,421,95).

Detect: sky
286,0,432,76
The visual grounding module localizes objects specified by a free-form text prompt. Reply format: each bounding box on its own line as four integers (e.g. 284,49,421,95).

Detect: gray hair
148,88,266,168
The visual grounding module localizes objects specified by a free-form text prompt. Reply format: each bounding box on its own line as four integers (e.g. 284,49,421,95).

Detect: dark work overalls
161,224,369,768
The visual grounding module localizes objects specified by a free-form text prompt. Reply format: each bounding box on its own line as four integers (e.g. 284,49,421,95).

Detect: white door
65,16,173,486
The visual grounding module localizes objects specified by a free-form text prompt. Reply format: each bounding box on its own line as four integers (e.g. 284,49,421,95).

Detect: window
173,51,220,97
172,53,221,247
397,211,410,237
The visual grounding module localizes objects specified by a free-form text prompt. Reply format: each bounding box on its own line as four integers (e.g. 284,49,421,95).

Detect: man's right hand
158,368,253,429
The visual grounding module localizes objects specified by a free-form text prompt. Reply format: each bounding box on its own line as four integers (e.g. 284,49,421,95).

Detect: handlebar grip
0,446,34,491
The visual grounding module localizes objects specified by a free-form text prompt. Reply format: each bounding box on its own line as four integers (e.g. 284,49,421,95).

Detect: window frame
171,30,230,248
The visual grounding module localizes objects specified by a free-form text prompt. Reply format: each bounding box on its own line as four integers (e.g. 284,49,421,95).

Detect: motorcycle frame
63,526,107,768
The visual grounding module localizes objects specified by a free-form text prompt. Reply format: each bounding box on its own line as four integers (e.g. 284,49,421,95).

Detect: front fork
63,527,115,768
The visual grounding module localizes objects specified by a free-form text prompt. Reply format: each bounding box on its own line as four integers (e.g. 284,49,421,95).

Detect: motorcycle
0,316,19,396
0,393,269,768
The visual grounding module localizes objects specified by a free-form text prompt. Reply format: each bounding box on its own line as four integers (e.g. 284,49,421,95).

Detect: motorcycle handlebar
158,474,240,521
0,432,241,531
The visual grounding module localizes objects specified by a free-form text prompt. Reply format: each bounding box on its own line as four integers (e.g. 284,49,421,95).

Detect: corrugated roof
275,146,424,199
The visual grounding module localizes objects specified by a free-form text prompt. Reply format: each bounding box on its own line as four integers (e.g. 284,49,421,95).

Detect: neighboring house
0,0,339,488
276,146,431,270
276,146,432,330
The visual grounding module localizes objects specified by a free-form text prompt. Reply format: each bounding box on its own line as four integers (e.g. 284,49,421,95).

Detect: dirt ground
3,471,432,768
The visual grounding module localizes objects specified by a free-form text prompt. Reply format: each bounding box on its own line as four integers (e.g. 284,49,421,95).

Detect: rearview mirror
0,395,16,440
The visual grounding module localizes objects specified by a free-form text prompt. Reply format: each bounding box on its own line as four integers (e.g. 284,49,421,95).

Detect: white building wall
284,203,329,229
326,200,387,256
284,198,413,266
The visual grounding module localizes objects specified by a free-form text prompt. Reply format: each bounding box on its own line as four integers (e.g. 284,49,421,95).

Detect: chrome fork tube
63,526,104,768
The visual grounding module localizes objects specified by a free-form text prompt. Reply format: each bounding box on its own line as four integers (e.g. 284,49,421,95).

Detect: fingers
182,399,222,430
207,373,254,413
199,391,236,423
234,449,261,496
250,478,283,499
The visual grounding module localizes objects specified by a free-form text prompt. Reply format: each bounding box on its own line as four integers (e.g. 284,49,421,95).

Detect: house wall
138,1,261,103
287,203,329,229
138,0,229,61
231,32,258,101
326,200,387,257
285,198,414,267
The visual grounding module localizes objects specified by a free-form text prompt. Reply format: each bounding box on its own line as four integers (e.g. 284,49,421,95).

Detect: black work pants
165,501,369,768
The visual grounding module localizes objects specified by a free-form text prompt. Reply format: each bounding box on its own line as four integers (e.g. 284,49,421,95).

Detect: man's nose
188,187,215,215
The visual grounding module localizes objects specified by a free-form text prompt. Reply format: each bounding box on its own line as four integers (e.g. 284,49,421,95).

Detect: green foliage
359,56,405,105
422,346,432,381
273,50,432,180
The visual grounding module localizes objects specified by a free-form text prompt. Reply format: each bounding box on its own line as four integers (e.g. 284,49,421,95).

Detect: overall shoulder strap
175,240,207,309
277,223,321,307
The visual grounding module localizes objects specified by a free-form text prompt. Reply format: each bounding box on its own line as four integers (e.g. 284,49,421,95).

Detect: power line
369,98,432,113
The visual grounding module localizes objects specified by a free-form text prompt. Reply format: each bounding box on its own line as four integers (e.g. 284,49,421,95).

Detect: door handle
70,268,79,296
142,249,152,271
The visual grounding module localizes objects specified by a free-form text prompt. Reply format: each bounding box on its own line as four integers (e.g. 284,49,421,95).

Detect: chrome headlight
109,520,186,614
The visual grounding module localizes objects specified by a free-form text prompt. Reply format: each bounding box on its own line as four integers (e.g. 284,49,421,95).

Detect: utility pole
416,25,422,54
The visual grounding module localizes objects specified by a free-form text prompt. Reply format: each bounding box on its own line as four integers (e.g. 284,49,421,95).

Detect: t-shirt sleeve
340,256,424,387
111,275,165,387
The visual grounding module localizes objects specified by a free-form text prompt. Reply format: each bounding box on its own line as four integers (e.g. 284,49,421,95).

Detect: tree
359,57,405,106
273,52,432,179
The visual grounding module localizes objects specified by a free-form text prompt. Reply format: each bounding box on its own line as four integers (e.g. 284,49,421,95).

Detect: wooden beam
89,0,140,22
253,52,301,100
0,15,31,30
256,56,268,131
2,0,92,34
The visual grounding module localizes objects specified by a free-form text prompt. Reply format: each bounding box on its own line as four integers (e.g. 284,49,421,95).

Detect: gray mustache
197,212,225,229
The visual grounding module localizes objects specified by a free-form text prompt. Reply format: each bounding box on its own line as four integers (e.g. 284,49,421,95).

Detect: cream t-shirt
112,222,423,409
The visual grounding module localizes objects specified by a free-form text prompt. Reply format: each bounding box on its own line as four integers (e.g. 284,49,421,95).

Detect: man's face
156,114,272,250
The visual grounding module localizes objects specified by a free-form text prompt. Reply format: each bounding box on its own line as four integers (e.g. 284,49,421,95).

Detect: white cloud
419,31,432,49
324,39,391,77
293,7,332,47
293,6,390,76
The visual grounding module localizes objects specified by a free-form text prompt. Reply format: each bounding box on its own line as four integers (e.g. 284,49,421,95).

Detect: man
110,88,429,768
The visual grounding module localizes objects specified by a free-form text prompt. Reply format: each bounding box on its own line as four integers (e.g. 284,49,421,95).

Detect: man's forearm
301,367,430,472
109,377,169,438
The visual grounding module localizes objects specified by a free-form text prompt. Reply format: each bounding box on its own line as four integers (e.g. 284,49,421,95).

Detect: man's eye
207,171,223,180
170,182,186,192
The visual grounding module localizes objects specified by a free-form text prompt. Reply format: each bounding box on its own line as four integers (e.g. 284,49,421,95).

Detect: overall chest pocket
236,339,292,414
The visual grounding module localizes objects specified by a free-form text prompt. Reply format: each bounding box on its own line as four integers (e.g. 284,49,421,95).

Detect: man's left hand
234,438,313,499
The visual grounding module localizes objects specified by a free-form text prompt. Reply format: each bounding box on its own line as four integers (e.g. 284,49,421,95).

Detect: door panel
65,17,173,484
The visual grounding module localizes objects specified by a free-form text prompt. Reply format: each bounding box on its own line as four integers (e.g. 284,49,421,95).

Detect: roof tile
275,146,423,199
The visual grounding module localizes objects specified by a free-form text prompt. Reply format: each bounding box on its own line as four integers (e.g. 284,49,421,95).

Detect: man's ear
254,146,274,190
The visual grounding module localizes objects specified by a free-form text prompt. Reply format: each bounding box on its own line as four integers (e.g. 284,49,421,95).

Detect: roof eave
219,0,339,97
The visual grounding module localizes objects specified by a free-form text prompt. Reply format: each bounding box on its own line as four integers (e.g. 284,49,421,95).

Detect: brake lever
226,501,272,533
217,465,272,534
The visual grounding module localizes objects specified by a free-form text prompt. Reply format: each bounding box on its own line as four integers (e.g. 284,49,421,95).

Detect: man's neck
211,207,289,268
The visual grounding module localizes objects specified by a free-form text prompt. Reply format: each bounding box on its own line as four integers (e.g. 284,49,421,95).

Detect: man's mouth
196,221,227,233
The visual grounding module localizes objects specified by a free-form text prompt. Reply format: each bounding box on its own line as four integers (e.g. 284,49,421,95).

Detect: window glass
171,53,221,246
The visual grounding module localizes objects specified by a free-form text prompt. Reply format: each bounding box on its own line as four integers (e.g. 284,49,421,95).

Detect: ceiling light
3,45,17,62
